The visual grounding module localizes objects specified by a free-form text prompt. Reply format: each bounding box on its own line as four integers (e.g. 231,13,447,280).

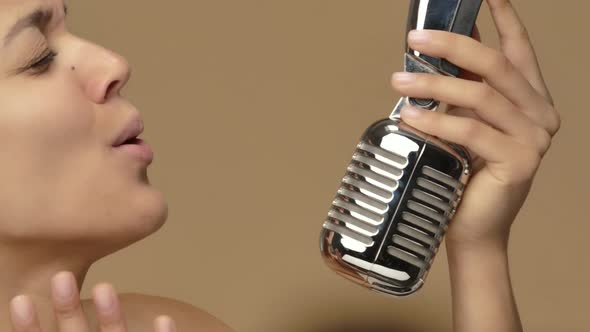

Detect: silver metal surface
320,0,482,297
391,0,484,119
320,119,470,296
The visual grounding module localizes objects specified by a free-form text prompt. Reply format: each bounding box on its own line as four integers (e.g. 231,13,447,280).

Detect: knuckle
55,302,82,318
476,84,497,102
459,118,482,142
516,25,531,41
522,148,542,173
419,110,442,133
419,109,438,126
549,109,562,135
488,52,513,75
534,127,553,155
507,146,542,183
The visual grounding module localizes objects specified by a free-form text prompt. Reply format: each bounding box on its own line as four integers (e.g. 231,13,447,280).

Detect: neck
0,240,94,330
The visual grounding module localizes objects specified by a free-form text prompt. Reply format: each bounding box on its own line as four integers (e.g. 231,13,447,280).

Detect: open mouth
113,137,153,164
111,116,153,164
118,137,141,146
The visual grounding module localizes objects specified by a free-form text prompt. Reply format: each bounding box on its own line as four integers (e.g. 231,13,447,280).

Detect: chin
78,194,168,261
132,188,169,238
104,187,169,251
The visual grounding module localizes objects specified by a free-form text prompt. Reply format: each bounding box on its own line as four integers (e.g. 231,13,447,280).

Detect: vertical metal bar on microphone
319,0,483,297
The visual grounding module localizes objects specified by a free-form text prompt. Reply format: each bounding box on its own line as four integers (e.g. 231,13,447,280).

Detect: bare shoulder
82,293,234,332
120,293,234,332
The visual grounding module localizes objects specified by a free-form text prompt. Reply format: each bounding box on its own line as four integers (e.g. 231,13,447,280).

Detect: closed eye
16,48,58,76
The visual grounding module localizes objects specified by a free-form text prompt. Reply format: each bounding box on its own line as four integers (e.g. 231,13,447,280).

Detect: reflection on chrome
320,0,482,297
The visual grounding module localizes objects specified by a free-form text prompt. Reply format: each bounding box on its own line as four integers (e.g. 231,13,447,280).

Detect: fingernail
10,295,34,325
155,316,177,332
392,72,416,85
401,105,425,119
94,284,116,314
408,29,431,44
51,272,76,304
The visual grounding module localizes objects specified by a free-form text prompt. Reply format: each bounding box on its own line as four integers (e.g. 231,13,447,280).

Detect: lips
114,138,154,164
112,116,144,147
112,115,154,164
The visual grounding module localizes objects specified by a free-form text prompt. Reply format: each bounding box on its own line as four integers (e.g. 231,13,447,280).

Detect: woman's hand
391,0,560,251
391,1,559,331
9,271,177,332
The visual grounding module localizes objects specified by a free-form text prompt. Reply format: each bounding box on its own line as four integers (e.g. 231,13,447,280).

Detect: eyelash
27,49,58,76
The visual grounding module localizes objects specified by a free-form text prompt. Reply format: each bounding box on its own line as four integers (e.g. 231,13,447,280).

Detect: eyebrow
3,4,68,48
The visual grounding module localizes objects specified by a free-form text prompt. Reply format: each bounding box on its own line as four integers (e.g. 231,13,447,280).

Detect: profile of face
0,0,168,255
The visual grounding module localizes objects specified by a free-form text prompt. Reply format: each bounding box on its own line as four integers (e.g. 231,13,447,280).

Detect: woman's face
0,0,168,251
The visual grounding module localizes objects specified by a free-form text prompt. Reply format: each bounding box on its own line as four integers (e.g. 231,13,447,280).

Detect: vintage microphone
320,0,483,296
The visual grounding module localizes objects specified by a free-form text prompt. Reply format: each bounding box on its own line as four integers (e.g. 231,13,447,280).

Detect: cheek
0,78,94,149
0,80,168,243
0,78,95,236
0,78,94,194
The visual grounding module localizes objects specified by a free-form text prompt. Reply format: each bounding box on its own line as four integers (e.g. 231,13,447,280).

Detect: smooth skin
9,272,176,332
5,271,232,332
0,0,231,331
2,0,557,331
391,0,559,331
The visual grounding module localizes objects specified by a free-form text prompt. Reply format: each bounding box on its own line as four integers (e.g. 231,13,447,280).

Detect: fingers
50,272,91,332
9,272,93,332
407,30,537,108
391,72,542,144
400,105,511,163
486,0,527,43
400,105,546,182
8,275,174,332
92,284,127,332
406,30,560,134
456,25,483,82
154,316,177,332
486,0,550,98
9,296,41,332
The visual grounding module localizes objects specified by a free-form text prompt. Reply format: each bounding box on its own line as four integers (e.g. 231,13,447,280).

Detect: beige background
69,1,588,331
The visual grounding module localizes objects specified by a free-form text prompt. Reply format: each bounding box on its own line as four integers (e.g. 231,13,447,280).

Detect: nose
102,55,131,101
76,41,132,104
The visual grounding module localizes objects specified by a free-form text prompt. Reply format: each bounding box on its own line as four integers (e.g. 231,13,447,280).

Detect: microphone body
320,0,483,296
